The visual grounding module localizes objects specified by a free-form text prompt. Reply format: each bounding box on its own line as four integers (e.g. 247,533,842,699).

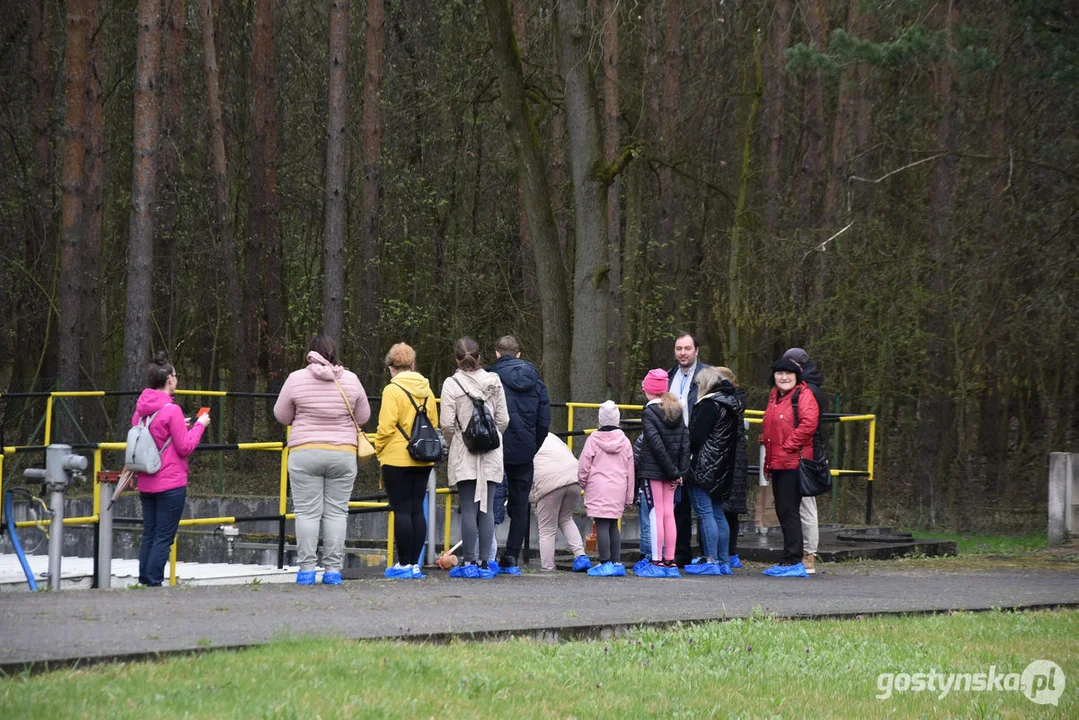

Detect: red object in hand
197,407,211,418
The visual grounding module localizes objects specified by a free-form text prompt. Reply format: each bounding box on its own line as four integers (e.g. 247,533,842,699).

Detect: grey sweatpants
288,449,357,572
800,495,819,555
457,480,498,563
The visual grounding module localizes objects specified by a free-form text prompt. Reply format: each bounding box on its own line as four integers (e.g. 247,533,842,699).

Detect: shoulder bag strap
144,405,175,453
332,377,362,463
791,387,801,428
389,381,421,442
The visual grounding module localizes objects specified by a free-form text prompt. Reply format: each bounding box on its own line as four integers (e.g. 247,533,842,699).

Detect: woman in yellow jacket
374,343,440,579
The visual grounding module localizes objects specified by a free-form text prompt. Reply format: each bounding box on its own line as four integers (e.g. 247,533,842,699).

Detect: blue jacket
489,355,551,464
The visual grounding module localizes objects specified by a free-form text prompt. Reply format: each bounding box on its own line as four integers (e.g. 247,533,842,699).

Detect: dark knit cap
782,347,809,366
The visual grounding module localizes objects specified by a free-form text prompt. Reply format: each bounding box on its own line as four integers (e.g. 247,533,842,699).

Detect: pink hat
641,368,669,396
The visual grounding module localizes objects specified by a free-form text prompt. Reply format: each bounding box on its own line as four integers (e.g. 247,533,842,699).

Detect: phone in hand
197,407,211,419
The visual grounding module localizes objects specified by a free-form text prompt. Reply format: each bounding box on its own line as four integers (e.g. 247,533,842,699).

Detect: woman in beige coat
440,337,510,577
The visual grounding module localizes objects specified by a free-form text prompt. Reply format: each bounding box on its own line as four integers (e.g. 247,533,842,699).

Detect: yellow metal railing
565,401,876,481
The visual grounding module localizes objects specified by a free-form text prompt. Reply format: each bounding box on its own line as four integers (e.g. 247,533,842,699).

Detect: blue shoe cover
762,563,785,576
322,571,343,585
729,554,743,569
610,562,626,577
587,561,618,576
384,564,413,580
719,562,733,576
764,562,808,578
501,564,522,576
685,561,722,575
631,558,652,575
572,555,592,572
476,563,497,579
633,562,667,578
410,565,428,579
296,570,316,585
449,563,480,579
664,564,681,578
488,561,502,576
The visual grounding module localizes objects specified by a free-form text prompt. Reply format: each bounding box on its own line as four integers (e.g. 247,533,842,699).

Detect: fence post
97,478,113,589
832,393,840,523
1048,452,1076,546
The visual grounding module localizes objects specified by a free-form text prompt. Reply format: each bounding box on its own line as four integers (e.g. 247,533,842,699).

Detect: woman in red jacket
760,357,819,578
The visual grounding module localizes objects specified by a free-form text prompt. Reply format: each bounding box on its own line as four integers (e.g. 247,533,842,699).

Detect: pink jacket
273,352,371,448
577,428,635,520
131,389,206,494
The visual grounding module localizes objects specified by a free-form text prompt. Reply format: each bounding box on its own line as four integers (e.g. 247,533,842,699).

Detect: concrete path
2,564,1077,672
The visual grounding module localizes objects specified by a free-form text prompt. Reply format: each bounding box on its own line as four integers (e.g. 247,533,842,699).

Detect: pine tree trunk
156,0,185,349
557,0,609,402
483,0,571,401
360,0,385,386
121,0,164,426
762,0,790,237
322,0,349,342
58,0,93,439
602,0,623,399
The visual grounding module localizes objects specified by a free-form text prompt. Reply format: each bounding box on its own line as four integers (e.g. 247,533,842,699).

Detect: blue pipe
4,491,39,591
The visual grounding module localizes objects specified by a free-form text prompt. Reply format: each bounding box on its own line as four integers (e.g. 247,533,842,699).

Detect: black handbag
797,457,832,497
792,388,831,497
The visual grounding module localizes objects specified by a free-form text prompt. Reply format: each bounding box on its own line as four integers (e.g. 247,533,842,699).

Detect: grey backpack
125,407,173,473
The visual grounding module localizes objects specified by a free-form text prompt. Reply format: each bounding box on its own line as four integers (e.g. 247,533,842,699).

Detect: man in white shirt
666,333,711,565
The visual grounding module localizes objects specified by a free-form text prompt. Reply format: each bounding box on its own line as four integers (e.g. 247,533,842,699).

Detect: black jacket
489,355,551,464
688,380,748,508
636,402,690,482
667,362,712,412
797,359,829,464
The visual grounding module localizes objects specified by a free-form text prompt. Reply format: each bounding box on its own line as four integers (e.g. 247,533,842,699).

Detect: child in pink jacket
577,401,635,577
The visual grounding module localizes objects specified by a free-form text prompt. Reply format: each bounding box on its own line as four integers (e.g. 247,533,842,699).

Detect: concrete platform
1,563,1076,672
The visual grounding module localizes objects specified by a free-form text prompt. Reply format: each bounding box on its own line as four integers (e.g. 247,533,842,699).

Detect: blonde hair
658,392,682,424
384,343,416,371
695,366,721,397
716,366,738,387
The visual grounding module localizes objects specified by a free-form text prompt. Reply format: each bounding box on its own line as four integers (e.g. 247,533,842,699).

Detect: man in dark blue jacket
490,335,551,571
668,332,711,566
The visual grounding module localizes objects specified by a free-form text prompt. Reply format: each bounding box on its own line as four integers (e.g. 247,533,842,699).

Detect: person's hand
670,478,681,490
196,412,211,427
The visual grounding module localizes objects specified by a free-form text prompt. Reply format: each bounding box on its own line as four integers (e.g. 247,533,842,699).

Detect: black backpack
450,376,500,453
390,382,444,462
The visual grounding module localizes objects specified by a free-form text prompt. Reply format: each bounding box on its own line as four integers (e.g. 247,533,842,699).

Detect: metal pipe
97,481,113,589
426,468,436,565
48,486,64,591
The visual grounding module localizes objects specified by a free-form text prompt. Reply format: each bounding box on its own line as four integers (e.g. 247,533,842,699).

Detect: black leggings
725,512,740,556
594,518,621,564
772,469,804,564
383,465,430,566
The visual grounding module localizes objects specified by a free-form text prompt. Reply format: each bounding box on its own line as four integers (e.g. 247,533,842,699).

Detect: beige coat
529,432,580,505
439,368,510,512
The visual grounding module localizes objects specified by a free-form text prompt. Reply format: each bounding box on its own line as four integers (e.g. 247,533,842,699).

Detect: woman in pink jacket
274,335,371,585
132,352,210,586
577,401,635,577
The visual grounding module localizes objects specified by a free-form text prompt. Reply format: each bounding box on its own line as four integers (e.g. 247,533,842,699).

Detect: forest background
0,0,1075,532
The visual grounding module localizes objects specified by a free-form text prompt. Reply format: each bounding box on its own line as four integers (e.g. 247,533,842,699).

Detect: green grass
3,610,1076,718
901,529,1051,556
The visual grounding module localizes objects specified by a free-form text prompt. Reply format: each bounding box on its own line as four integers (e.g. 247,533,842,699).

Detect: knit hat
642,368,669,396
770,357,803,385
598,400,620,427
782,347,809,368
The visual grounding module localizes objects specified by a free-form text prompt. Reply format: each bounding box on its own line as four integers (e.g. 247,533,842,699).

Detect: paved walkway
2,564,1077,671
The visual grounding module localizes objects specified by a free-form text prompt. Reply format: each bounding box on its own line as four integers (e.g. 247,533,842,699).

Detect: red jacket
762,383,819,471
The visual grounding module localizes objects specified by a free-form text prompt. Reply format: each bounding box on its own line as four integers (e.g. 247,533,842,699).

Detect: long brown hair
658,392,682,424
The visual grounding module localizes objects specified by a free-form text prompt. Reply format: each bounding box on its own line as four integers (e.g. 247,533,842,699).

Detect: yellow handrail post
169,539,178,586
92,448,102,517
868,417,876,482
443,492,452,553
387,511,395,567
44,394,54,445
280,427,290,516
567,404,575,452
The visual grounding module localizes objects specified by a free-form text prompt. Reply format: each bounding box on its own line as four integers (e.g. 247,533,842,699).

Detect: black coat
687,381,748,510
489,355,551,464
636,402,690,482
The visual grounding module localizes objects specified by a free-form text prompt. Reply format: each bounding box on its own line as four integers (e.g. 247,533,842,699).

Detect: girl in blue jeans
685,367,743,575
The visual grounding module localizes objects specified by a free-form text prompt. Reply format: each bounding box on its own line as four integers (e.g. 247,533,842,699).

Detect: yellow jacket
374,371,440,467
